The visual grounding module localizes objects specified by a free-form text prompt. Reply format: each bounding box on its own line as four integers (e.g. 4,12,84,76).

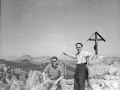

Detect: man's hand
63,52,76,59
53,81,58,86
43,80,48,86
50,81,58,90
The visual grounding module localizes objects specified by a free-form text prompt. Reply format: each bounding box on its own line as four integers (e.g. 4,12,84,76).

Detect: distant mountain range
1,55,120,79
0,55,76,79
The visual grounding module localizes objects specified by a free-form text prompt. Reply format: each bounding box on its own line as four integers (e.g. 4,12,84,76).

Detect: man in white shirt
63,43,93,90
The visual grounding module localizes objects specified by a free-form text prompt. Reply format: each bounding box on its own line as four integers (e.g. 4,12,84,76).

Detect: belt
76,63,86,65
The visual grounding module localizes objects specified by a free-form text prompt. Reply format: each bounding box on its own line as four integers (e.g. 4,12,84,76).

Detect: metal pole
61,54,66,79
64,55,66,79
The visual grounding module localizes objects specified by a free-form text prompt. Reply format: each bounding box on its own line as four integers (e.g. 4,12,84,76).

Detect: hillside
13,55,51,63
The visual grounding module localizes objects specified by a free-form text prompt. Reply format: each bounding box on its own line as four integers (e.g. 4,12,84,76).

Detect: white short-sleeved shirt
73,51,93,64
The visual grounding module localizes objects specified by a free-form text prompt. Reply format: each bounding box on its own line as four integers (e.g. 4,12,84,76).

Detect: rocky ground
66,56,120,90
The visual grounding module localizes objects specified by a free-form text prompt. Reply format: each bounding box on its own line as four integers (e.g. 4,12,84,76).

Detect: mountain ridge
0,57,75,79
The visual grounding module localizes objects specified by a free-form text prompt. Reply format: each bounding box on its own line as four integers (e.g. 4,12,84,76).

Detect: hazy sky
1,0,120,59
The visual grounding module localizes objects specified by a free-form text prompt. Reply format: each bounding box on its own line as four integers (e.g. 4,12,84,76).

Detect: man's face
51,58,57,67
76,44,82,52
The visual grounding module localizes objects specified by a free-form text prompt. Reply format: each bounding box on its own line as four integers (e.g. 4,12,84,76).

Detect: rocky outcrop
64,56,120,90
87,56,120,90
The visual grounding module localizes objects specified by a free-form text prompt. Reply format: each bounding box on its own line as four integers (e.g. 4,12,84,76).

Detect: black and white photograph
0,0,120,90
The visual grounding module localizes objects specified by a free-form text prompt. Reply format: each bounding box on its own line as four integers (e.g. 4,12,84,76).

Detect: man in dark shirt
43,56,67,90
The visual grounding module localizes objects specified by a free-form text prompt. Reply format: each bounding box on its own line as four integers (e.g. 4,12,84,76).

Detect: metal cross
87,32,106,55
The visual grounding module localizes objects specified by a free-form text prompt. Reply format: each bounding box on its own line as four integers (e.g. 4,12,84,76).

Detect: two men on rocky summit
26,42,93,90
42,42,93,90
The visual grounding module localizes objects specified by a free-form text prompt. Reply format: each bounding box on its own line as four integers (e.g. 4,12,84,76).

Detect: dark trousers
74,63,87,90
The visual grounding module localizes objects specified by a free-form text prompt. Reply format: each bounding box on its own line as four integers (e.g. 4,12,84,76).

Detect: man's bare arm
53,76,64,86
62,52,77,59
42,72,47,82
85,53,94,65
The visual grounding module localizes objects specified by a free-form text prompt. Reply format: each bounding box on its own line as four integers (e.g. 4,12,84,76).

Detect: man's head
75,43,83,52
51,56,58,67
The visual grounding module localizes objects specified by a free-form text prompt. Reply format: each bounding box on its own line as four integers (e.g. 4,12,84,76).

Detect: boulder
87,56,120,90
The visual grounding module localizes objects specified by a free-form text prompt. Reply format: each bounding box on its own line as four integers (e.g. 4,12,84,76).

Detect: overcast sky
1,0,120,60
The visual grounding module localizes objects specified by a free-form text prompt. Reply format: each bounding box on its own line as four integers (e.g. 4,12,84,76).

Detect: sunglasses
76,47,81,48
51,61,56,62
